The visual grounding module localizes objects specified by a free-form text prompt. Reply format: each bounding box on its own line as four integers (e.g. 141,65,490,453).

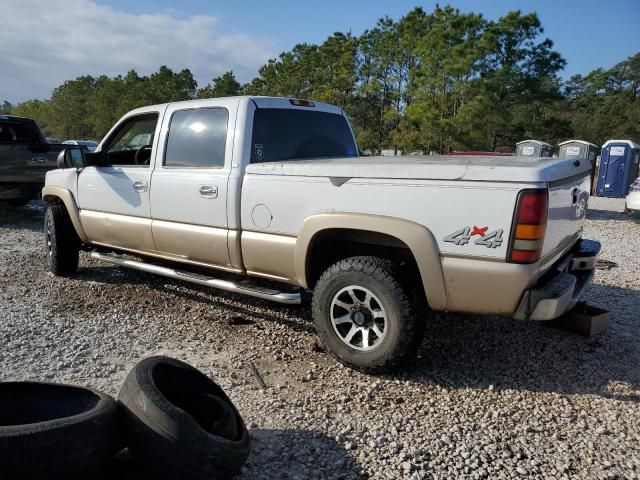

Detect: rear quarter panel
241,174,535,260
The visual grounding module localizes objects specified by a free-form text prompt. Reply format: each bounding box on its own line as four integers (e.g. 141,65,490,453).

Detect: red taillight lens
509,189,548,264
510,249,541,263
516,190,548,225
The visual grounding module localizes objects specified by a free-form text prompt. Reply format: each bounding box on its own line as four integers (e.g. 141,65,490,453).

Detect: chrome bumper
514,239,601,321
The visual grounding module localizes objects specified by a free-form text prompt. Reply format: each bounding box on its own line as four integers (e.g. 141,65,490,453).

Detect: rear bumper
514,239,601,321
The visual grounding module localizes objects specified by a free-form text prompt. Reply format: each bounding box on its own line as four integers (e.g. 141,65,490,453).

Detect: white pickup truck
42,96,601,372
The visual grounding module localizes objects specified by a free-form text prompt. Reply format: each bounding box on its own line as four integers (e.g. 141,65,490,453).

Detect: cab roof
125,96,344,117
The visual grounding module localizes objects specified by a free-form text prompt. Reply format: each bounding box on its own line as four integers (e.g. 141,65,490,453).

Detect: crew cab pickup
42,96,601,372
0,115,72,205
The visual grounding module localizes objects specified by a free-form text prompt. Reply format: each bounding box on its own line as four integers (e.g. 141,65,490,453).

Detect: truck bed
246,155,592,183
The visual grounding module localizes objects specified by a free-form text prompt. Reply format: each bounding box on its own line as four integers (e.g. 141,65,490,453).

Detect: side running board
89,252,302,305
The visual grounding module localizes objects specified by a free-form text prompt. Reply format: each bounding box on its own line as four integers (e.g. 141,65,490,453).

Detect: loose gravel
0,197,638,479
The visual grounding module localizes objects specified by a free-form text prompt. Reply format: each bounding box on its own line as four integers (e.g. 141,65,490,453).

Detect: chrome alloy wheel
330,286,388,351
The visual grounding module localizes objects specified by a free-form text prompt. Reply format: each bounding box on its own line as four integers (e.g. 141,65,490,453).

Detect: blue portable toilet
596,140,640,197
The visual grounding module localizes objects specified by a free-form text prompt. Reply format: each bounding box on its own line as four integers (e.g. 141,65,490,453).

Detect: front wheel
44,204,80,276
312,256,425,373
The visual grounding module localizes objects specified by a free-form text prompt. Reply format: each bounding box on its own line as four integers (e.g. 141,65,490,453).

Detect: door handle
30,156,47,163
199,185,218,198
132,181,148,192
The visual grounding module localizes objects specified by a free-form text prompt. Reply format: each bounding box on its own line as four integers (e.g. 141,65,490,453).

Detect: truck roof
0,114,38,123
125,96,344,116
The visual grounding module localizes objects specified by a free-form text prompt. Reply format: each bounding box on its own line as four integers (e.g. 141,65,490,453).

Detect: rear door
0,118,50,186
77,110,164,252
149,98,238,269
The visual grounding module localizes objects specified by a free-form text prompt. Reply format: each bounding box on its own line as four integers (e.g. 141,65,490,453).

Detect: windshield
251,108,357,163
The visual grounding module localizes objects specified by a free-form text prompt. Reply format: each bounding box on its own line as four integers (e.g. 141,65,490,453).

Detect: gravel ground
0,197,638,480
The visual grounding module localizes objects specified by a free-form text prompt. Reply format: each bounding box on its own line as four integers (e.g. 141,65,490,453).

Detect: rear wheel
44,204,80,276
312,256,425,373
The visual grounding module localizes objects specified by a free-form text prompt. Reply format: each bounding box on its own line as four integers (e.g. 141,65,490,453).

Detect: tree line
5,6,639,153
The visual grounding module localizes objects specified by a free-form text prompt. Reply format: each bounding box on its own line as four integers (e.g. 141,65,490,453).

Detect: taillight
508,189,548,264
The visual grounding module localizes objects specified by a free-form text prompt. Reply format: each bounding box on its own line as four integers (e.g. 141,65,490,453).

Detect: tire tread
312,256,425,373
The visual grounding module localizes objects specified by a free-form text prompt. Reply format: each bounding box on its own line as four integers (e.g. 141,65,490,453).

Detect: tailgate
543,172,591,257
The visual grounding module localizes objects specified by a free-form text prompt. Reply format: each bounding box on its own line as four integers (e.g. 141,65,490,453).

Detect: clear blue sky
95,0,640,78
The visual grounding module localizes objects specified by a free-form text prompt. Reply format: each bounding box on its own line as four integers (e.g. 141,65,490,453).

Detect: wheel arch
295,213,447,310
41,185,88,243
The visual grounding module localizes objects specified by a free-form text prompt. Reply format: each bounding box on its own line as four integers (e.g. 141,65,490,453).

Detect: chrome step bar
89,252,302,305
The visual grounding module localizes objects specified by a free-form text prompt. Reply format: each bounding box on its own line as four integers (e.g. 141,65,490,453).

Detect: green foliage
8,6,639,149
562,52,640,146
198,71,241,98
12,67,197,140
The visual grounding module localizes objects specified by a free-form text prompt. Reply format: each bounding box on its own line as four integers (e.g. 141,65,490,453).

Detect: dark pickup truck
0,115,71,205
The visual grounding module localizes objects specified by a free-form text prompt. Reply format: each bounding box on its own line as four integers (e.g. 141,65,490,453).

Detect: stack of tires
0,357,250,479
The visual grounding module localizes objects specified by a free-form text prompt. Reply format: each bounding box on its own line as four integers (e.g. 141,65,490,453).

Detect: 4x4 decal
443,226,504,249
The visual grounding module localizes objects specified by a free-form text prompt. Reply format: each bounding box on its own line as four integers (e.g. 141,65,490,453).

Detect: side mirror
57,148,86,169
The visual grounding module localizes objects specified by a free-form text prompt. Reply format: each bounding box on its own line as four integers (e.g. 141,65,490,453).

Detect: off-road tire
44,204,80,276
312,256,425,373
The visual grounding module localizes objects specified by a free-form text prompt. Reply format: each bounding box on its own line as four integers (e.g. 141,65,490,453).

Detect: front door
150,99,238,269
77,110,163,252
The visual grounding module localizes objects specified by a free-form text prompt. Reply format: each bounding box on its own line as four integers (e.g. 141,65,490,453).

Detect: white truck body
42,96,601,371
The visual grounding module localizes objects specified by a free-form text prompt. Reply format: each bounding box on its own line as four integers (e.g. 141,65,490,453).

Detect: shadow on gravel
98,429,361,480
74,264,315,335
407,283,640,403
0,202,45,233
587,208,630,222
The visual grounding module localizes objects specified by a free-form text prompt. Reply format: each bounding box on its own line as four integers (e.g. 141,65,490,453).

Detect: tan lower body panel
80,210,156,252
42,186,88,242
152,219,231,268
227,230,244,271
441,256,539,315
241,230,297,283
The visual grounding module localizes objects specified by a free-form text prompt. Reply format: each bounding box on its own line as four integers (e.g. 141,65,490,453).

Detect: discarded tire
0,382,119,479
118,356,250,480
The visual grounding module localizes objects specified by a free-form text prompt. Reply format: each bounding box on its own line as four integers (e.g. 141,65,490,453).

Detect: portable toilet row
596,140,640,198
516,140,554,157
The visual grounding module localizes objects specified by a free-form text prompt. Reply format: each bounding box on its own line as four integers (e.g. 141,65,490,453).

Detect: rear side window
251,109,357,163
0,121,40,143
164,108,228,168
